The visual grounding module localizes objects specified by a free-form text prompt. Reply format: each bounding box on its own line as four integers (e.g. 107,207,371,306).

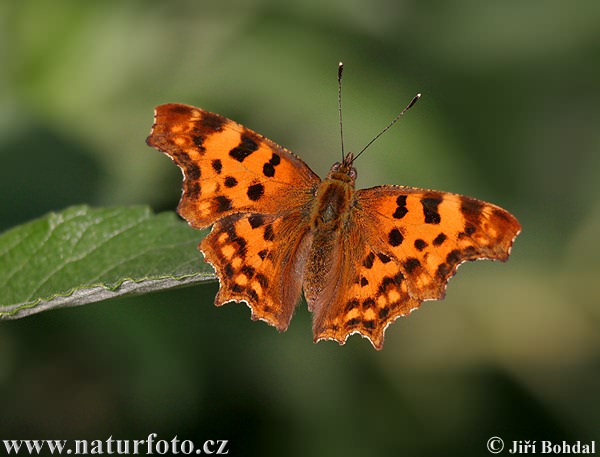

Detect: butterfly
146,79,520,350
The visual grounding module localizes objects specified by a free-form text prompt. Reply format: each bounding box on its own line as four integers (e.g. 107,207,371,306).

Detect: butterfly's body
148,103,521,349
304,155,358,315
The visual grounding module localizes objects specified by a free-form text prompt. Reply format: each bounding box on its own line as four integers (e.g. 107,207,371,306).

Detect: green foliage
0,205,213,319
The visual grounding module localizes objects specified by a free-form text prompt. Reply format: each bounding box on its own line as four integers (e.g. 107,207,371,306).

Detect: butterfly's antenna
337,62,345,162
352,93,421,163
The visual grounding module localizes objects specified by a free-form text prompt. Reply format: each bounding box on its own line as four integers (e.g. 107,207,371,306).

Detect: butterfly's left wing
148,104,325,331
312,185,521,349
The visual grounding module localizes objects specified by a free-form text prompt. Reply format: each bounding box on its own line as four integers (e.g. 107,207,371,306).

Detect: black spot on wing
229,133,259,162
248,214,265,228
192,136,205,150
389,228,404,247
201,112,226,131
241,265,256,277
414,239,428,251
436,263,450,279
421,196,442,224
403,257,421,274
187,164,201,180
380,277,394,290
363,252,375,269
224,224,247,257
263,163,275,177
269,153,281,166
345,299,359,313
224,223,237,239
393,207,408,219
463,245,478,257
446,249,462,265
393,195,408,219
377,253,391,264
214,196,232,213
433,233,447,246
378,307,389,319
262,152,282,178
247,183,265,201
460,197,484,219
362,298,375,309
378,272,404,294
492,208,514,224
234,241,247,258
176,151,194,168
256,273,269,289
362,320,375,330
248,288,259,302
224,176,238,188
212,159,222,174
459,224,477,239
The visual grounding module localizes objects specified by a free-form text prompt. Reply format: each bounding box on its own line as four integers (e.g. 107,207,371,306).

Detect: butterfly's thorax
310,174,355,231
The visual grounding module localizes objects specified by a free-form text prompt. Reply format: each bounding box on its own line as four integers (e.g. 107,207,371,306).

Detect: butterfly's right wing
356,185,521,300
312,185,520,349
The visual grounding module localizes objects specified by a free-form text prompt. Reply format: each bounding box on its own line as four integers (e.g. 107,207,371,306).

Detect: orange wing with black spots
147,104,320,229
311,236,423,350
201,210,313,331
357,186,521,301
310,185,521,349
147,104,320,329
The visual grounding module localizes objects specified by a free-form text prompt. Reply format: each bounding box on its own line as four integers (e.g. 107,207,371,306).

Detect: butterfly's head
328,152,357,186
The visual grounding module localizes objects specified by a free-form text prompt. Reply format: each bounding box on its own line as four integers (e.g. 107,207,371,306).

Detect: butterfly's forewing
147,104,320,229
147,104,321,328
356,186,521,300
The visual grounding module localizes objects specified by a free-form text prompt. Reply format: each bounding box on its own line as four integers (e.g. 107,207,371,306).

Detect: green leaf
0,205,214,319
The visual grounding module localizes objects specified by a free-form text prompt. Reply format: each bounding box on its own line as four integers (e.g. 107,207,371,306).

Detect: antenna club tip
337,62,344,80
405,93,421,110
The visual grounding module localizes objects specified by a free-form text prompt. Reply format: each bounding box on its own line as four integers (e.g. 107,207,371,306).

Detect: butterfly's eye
331,162,341,172
349,167,357,180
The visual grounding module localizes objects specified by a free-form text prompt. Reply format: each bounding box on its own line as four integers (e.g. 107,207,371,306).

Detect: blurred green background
1,1,599,455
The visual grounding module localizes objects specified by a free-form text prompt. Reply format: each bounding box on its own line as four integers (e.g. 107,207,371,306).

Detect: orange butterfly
147,70,520,349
